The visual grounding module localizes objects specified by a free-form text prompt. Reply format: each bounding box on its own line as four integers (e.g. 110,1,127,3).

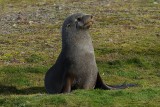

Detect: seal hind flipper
106,82,138,89
95,73,137,90
95,73,114,90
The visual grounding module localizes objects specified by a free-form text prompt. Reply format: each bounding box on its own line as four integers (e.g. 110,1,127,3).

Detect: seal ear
77,17,82,21
66,24,71,28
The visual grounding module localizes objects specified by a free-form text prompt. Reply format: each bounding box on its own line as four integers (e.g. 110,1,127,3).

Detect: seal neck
62,30,91,51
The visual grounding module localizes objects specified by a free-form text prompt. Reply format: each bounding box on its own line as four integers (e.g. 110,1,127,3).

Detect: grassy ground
0,0,160,106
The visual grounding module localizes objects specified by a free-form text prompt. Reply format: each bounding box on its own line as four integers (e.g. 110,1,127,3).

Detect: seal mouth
83,15,94,29
84,19,94,28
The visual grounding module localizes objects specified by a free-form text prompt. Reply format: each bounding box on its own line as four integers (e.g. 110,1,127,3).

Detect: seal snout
83,15,94,28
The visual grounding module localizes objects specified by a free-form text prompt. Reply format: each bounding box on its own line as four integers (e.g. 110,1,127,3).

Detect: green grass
0,0,160,106
0,88,160,106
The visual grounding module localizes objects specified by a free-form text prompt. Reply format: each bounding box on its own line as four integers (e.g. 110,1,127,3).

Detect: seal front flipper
44,53,67,94
95,73,138,90
61,74,74,93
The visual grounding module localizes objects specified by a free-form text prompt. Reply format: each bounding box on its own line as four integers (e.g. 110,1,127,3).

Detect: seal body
45,13,136,94
64,30,98,89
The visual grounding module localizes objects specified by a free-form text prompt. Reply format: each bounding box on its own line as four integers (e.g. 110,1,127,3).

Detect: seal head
62,13,94,31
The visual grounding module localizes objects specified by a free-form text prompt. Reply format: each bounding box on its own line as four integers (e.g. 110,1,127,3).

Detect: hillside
0,0,160,106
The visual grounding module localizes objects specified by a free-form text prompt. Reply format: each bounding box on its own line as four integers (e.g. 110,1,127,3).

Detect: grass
0,88,160,106
0,0,160,106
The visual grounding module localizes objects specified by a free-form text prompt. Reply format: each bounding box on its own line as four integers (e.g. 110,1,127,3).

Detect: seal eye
77,17,82,22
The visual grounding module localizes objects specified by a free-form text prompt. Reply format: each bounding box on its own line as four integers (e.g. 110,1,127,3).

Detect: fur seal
45,13,136,94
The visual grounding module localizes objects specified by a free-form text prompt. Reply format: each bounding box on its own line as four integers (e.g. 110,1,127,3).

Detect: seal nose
85,15,93,19
82,14,94,29
83,15,94,22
